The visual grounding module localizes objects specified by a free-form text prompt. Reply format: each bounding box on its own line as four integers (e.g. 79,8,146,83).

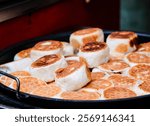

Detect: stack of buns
0,27,150,100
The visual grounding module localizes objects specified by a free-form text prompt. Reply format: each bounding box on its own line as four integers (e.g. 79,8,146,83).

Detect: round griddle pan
0,30,150,109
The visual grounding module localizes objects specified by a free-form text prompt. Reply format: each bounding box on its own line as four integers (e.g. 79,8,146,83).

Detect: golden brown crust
33,40,63,51
55,61,83,78
73,28,99,36
81,42,106,52
32,83,61,97
100,60,129,71
104,87,136,99
91,72,105,80
61,90,100,100
109,31,137,39
85,79,112,90
0,76,13,87
115,44,128,53
138,80,150,93
31,54,60,68
67,60,80,66
127,53,150,63
129,64,150,80
109,31,138,47
13,77,46,93
82,35,99,44
108,74,136,88
0,71,31,87
11,71,31,76
17,48,31,58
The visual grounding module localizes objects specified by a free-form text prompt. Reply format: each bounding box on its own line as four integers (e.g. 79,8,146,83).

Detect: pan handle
0,70,29,100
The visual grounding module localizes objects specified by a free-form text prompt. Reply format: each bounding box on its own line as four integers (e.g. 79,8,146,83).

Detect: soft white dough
61,42,74,56
0,58,32,73
78,44,109,68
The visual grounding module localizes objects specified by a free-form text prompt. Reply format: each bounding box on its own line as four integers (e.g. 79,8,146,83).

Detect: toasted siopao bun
128,64,150,80
61,90,100,100
12,76,46,93
91,72,105,80
106,31,138,59
92,68,109,79
29,54,67,82
104,87,137,99
14,48,32,60
70,28,104,49
138,80,150,93
78,42,109,68
98,59,129,74
30,40,63,61
85,79,112,90
124,52,150,66
55,60,91,91
31,82,62,98
10,71,31,77
0,71,31,87
108,74,137,88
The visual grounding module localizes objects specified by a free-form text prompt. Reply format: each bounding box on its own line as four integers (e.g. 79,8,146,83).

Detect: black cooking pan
0,30,150,109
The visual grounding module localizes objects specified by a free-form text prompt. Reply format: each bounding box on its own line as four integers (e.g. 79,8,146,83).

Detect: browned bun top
66,60,80,65
61,90,100,100
31,83,61,97
104,87,136,99
13,77,46,93
81,42,106,52
129,64,150,80
33,40,63,51
109,31,137,39
91,72,105,80
85,79,112,90
31,54,61,68
0,71,31,87
108,74,136,88
17,48,31,58
100,59,129,71
139,80,150,93
55,61,83,78
109,31,138,47
137,42,150,52
73,28,100,35
0,75,12,87
127,53,150,63
11,71,31,77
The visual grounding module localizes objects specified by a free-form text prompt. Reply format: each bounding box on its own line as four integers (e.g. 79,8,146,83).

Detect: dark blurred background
0,0,150,50
121,0,150,33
